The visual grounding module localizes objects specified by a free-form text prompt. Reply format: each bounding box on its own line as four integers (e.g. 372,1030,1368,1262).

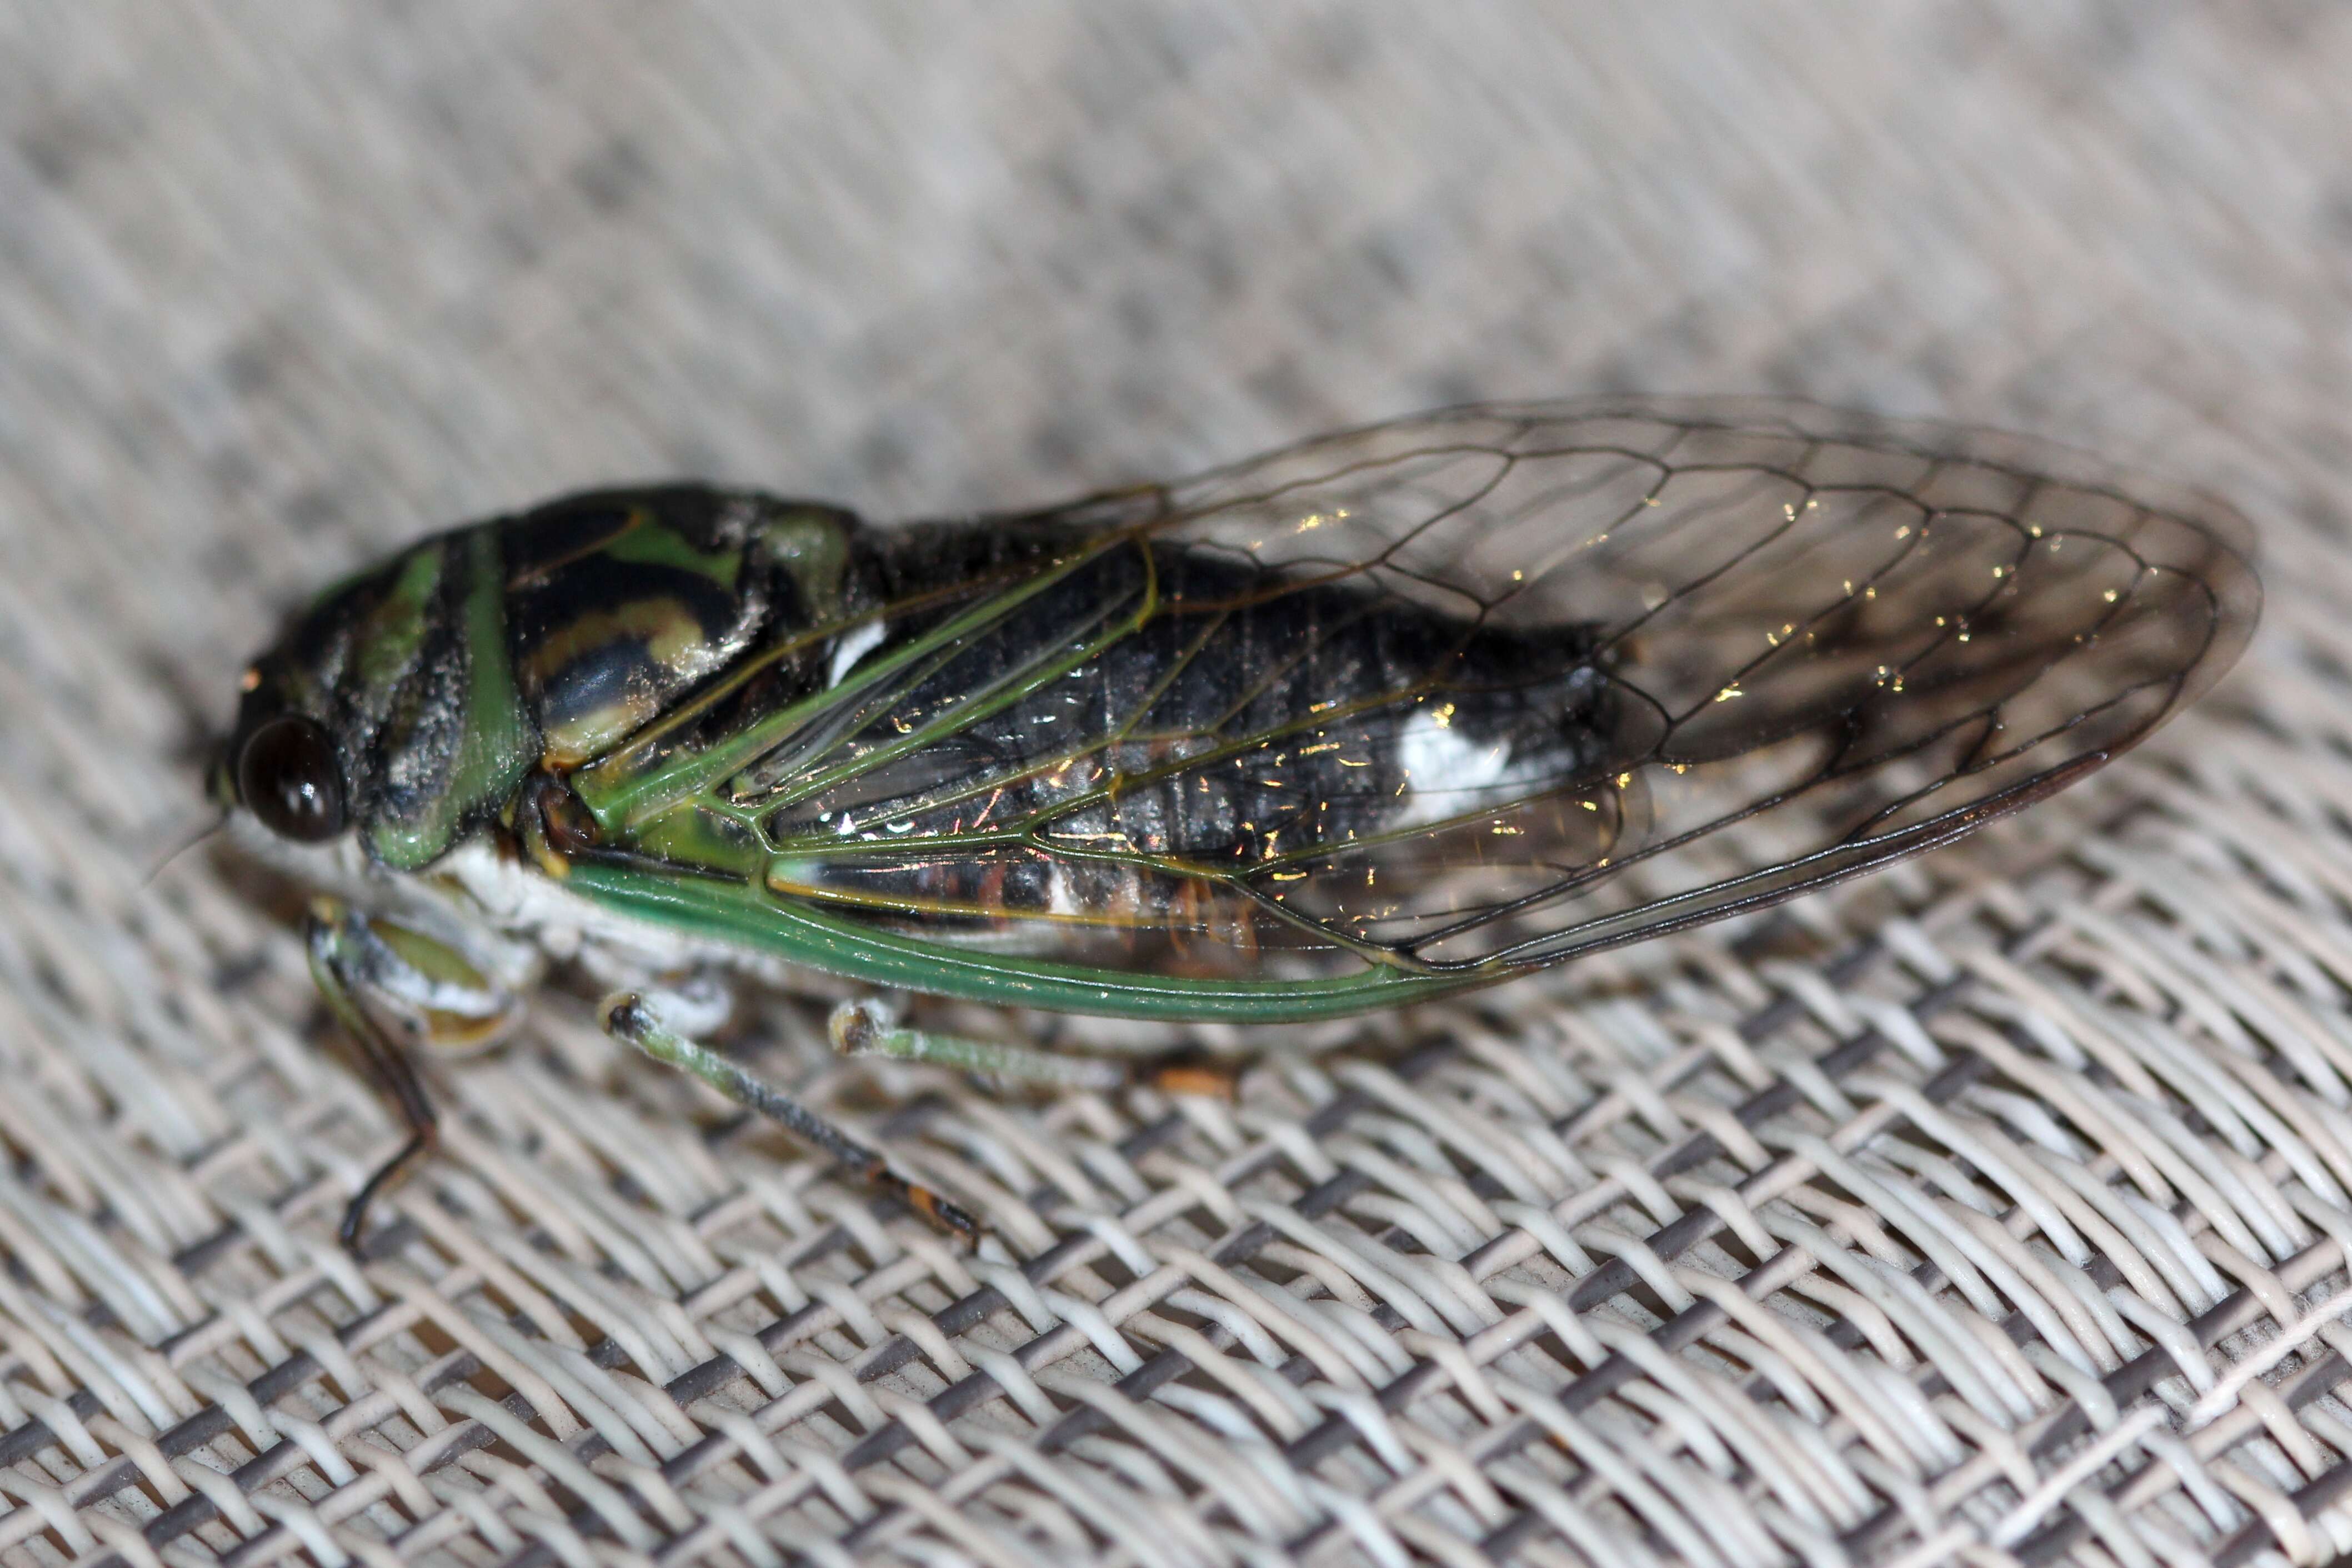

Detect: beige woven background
2,5,2350,1565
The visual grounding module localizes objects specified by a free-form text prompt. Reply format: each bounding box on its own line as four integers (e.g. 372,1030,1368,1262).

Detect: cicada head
218,523,538,871
213,581,373,854
216,483,857,875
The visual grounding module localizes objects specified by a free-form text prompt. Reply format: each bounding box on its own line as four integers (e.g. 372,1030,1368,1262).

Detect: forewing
745,398,2258,983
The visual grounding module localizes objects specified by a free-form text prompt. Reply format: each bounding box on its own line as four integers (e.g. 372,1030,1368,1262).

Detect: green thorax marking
756,510,853,622
368,526,537,869
598,512,744,584
354,546,445,695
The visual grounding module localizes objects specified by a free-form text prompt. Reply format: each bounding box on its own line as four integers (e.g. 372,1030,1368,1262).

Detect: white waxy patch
1393,708,1516,827
827,620,886,688
434,840,676,971
226,814,547,990
1044,861,1080,917
434,843,836,995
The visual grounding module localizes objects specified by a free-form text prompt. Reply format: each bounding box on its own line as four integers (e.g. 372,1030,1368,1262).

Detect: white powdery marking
434,840,820,996
1392,708,1515,827
436,840,698,974
827,620,886,688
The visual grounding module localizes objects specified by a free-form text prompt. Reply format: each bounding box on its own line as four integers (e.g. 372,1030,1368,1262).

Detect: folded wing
730,397,2259,982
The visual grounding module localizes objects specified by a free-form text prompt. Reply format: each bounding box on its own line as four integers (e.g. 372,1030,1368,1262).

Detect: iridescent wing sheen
721,398,2259,985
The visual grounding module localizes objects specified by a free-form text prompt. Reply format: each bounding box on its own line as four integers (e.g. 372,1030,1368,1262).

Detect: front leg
306,899,522,1253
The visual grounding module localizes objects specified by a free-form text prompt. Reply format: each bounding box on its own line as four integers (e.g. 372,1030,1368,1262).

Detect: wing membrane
709,398,2259,990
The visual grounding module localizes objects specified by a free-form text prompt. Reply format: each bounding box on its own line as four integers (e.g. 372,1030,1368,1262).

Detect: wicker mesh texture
4,7,2352,1566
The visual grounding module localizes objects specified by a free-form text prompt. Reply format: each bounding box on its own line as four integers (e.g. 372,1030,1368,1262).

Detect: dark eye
237,715,348,843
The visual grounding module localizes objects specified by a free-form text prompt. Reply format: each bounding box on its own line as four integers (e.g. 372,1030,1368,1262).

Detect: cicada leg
828,1000,1240,1100
306,899,524,1254
602,993,980,1239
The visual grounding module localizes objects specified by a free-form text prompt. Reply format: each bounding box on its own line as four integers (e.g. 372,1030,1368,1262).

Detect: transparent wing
728,397,2259,983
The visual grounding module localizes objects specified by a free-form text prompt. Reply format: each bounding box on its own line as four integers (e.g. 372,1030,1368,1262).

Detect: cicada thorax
504,493,763,769
232,487,870,870
230,518,533,869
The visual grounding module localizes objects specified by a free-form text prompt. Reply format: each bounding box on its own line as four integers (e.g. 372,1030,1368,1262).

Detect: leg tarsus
858,1162,981,1238
341,1125,437,1254
1142,1048,1242,1102
607,993,979,1240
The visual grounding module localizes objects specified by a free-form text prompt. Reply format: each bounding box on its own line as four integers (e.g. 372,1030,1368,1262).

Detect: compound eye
237,715,348,843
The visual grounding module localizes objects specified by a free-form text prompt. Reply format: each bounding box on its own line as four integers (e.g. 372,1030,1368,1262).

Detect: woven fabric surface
3,6,2351,1565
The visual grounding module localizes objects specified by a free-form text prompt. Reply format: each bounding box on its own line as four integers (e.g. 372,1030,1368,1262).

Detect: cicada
211,398,2259,1249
